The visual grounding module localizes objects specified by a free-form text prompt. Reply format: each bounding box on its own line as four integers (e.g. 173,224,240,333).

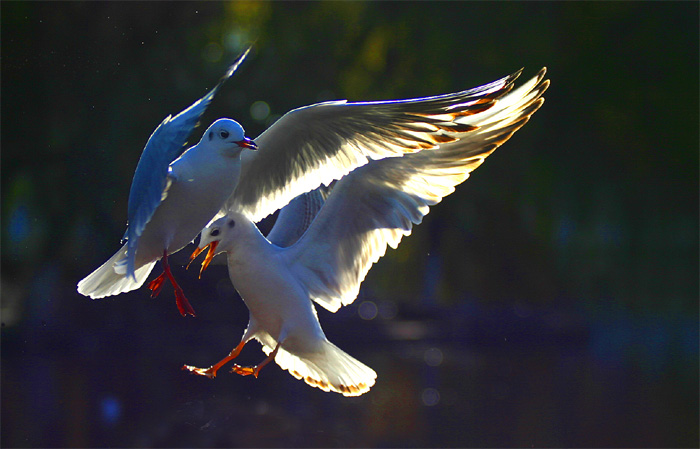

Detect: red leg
182,341,246,378
160,250,196,317
148,272,166,298
232,343,280,378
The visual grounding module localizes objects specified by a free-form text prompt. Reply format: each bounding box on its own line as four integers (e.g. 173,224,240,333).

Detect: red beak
236,137,257,150
187,241,219,279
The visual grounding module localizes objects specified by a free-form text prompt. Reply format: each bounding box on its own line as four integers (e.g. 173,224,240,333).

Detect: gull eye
228,219,235,228
210,229,220,237
219,130,229,139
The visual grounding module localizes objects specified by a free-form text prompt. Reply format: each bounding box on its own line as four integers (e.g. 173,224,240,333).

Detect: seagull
77,49,256,317
78,51,542,318
183,68,549,396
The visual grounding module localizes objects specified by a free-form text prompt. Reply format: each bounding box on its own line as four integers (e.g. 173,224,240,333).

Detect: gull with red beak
184,68,549,396
77,49,256,316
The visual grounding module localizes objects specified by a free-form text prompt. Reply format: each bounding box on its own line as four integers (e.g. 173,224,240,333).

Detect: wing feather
285,68,549,312
228,69,525,222
266,187,329,247
123,48,250,278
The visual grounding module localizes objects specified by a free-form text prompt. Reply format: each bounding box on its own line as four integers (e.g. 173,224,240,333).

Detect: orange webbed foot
182,341,247,379
231,364,259,378
230,344,279,378
182,364,218,379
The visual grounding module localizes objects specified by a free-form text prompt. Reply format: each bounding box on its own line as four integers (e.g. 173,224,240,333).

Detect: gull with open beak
184,69,549,396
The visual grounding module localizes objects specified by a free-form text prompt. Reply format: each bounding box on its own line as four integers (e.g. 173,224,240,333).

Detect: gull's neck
223,211,275,261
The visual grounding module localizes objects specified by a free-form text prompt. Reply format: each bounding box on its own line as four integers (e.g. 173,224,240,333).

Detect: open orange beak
187,241,219,279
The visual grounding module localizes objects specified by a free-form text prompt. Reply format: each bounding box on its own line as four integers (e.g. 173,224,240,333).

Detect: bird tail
264,338,377,396
77,244,156,298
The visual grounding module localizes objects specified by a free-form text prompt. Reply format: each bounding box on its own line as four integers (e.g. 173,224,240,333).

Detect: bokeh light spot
424,347,443,367
378,300,398,319
202,42,223,63
358,301,378,320
100,395,122,426
250,100,270,122
8,205,30,244
421,388,440,407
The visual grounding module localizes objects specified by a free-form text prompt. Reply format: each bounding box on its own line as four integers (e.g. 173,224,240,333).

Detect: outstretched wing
227,69,523,222
123,48,250,279
285,68,549,312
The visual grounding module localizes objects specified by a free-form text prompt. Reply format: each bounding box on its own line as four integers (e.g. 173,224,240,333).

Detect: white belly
133,153,240,266
227,242,325,347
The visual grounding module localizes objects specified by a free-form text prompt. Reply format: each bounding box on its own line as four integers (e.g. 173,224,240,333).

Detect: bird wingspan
285,68,549,313
122,48,251,279
227,69,525,223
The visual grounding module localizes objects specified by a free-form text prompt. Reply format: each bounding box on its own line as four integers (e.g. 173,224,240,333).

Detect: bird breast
133,153,241,265
225,230,322,343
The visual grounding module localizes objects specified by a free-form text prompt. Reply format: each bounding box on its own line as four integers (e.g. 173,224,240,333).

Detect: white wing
285,68,549,313
227,69,525,222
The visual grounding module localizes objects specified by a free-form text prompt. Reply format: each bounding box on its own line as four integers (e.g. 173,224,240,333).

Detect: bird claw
148,273,196,317
151,251,197,317
182,364,217,379
231,364,259,378
148,273,166,298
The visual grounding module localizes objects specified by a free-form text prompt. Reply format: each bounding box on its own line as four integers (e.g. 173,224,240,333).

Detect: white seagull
78,51,541,318
184,68,549,396
77,49,256,316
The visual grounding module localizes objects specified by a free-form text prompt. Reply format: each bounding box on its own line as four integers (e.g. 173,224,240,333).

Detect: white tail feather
260,338,377,396
77,244,156,298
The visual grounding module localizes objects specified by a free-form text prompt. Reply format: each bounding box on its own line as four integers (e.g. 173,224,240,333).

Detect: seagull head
187,216,235,278
204,118,257,153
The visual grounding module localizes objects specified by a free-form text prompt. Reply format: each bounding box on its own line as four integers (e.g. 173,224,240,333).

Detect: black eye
208,131,214,141
210,229,220,237
227,219,235,228
219,130,229,139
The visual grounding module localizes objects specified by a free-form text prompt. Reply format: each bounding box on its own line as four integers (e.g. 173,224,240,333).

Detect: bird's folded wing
227,69,524,223
123,48,250,278
285,68,549,313
266,186,330,247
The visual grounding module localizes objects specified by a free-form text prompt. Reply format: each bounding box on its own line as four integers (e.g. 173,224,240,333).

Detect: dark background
2,1,698,447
